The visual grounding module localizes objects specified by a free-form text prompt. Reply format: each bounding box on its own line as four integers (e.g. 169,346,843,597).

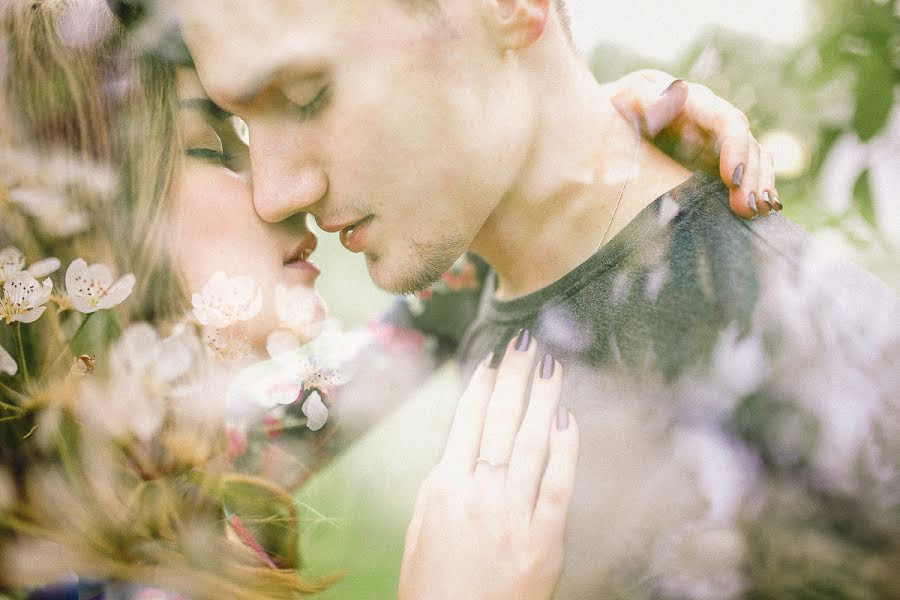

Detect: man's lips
317,216,364,234
338,215,374,253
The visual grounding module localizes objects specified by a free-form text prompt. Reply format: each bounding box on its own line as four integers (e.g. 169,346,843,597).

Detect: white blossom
0,246,60,285
27,258,61,279
78,323,197,441
1,273,53,324
9,188,91,238
301,390,329,431
264,284,327,357
202,325,253,363
0,248,25,284
403,294,427,317
229,323,370,420
0,342,17,376
191,272,262,328
65,258,135,313
276,284,326,334
265,329,302,358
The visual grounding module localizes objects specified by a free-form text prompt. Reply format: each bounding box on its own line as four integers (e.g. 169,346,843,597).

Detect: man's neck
471,71,692,301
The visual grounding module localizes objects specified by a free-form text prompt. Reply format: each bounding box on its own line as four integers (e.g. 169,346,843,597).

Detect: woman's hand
399,333,580,600
611,69,780,219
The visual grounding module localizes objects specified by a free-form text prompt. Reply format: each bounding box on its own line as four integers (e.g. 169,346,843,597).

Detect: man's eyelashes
294,85,332,121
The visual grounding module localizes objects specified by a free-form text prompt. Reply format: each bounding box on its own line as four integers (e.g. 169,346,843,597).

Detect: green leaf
853,169,877,229
852,55,895,141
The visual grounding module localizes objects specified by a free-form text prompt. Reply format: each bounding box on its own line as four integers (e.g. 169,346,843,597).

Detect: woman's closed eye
185,144,233,164
179,98,249,170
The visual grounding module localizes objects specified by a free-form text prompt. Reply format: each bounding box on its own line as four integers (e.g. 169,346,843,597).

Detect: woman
0,1,771,598
0,4,574,597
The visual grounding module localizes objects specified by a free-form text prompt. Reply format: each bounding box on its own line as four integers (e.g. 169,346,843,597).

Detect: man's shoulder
564,172,898,376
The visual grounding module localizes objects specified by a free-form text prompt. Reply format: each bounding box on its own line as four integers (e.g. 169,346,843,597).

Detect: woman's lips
283,238,321,281
339,215,373,253
283,257,320,277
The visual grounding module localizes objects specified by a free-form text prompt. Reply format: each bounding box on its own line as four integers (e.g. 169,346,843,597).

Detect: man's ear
487,0,551,50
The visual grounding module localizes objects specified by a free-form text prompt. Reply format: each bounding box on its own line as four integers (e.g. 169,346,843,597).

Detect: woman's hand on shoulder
611,69,781,220
399,332,579,600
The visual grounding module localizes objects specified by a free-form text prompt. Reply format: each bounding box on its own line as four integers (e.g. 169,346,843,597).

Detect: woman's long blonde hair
2,0,187,324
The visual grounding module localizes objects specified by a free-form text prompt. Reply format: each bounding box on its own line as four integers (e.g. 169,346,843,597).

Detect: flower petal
98,273,135,309
266,329,301,358
0,247,26,283
0,343,17,376
84,262,114,288
301,390,329,431
192,300,231,328
239,288,263,321
112,323,161,372
27,258,61,279
14,306,46,323
34,278,54,306
70,294,98,314
65,258,88,294
156,336,194,382
192,272,262,327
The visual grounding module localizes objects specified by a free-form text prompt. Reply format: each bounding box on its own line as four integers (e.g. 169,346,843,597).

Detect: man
136,0,898,597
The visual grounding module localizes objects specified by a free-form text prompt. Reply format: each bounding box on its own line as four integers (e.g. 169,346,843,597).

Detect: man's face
169,0,534,293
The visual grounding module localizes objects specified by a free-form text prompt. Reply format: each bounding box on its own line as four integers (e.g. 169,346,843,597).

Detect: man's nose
249,124,328,223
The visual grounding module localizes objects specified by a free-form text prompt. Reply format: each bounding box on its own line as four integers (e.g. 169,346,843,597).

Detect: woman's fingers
532,411,580,545
439,357,497,472
476,330,536,473
401,333,577,600
760,147,780,212
668,87,782,218
643,79,689,138
717,120,752,216
745,139,767,217
610,70,783,220
609,74,688,138
506,354,563,520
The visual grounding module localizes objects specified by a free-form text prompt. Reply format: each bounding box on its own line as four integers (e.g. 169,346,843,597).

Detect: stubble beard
367,235,468,295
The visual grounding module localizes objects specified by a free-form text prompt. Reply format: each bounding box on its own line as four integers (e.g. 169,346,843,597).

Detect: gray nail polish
761,190,774,212
747,192,758,216
541,354,555,379
515,328,531,352
557,406,569,430
733,164,745,188
659,78,685,97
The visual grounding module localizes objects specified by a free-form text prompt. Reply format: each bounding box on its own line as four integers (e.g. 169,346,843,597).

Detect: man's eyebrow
178,98,232,121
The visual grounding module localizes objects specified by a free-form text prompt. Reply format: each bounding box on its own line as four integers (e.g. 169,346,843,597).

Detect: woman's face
171,68,324,349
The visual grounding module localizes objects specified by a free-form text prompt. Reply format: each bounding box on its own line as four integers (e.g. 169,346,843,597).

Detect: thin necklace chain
597,135,642,249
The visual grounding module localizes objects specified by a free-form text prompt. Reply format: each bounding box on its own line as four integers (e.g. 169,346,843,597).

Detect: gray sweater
440,172,900,599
